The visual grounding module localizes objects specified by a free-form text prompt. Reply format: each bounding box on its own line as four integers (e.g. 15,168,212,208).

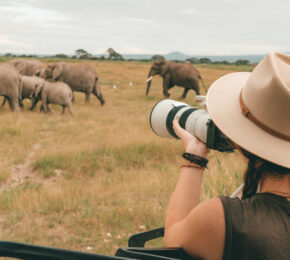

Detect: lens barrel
150,99,235,152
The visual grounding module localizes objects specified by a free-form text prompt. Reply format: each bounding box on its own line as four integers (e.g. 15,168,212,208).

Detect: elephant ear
38,69,47,79
14,61,26,74
52,63,63,80
34,82,44,97
158,60,169,77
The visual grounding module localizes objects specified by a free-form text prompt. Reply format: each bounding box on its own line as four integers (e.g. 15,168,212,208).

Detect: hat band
239,90,290,141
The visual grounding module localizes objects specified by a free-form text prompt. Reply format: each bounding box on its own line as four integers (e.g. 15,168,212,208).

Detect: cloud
119,46,169,54
0,4,75,25
93,46,161,54
123,17,155,25
0,1,289,55
178,7,213,16
219,44,288,55
0,36,35,53
92,48,107,54
178,8,200,15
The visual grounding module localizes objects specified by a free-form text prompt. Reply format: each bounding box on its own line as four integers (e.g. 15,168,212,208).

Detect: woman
164,52,290,260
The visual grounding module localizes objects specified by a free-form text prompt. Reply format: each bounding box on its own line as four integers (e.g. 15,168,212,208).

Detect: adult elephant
41,62,105,105
9,59,46,76
146,60,207,99
1,76,44,110
0,64,22,112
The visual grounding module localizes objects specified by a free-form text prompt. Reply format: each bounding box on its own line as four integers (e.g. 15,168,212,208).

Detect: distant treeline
1,49,252,66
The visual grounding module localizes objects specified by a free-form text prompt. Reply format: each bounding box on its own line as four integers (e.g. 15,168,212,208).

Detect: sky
0,0,289,56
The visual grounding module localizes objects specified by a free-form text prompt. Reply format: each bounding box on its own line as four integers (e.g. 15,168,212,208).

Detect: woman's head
206,52,290,169
237,147,290,199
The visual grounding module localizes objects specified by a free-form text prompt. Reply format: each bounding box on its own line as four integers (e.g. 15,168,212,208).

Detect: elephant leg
61,105,66,115
0,97,7,110
85,92,90,102
71,92,75,103
41,102,49,113
67,103,74,116
30,98,39,111
42,104,48,113
190,79,200,95
47,104,52,113
180,88,189,99
162,77,170,98
93,91,105,106
195,86,200,95
7,98,13,111
9,98,20,112
19,99,24,108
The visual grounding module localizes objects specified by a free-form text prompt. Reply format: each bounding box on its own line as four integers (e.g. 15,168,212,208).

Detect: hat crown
242,52,290,137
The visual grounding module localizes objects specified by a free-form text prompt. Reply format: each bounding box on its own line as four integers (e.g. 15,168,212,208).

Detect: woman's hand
173,118,209,158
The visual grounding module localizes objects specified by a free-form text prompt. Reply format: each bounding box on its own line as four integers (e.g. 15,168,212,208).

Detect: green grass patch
32,143,176,178
0,127,21,137
0,170,10,184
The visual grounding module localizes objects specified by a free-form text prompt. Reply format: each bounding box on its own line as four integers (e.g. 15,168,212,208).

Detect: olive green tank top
220,193,290,260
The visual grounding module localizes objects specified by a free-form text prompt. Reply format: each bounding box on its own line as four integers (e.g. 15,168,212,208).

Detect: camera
150,99,235,152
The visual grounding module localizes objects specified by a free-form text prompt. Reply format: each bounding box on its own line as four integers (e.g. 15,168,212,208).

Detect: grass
0,60,246,256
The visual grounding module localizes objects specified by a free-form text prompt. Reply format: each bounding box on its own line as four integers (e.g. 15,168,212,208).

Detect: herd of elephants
0,59,206,115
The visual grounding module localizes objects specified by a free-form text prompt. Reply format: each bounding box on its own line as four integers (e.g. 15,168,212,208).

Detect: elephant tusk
146,76,153,83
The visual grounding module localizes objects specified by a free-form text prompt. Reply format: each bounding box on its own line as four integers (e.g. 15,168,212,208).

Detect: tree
106,48,124,60
55,54,68,59
199,58,212,64
151,55,165,61
235,59,250,65
75,49,92,59
4,53,14,57
186,57,199,64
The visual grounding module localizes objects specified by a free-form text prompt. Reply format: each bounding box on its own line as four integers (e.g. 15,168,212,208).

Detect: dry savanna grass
0,60,251,256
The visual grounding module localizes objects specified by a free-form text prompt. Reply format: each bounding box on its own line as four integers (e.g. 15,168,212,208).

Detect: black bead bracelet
182,152,208,169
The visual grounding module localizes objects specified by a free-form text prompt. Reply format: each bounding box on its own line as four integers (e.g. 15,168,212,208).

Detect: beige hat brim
207,72,290,168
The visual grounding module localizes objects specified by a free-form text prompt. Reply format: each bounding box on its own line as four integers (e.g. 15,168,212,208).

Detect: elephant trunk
146,71,154,96
93,76,105,106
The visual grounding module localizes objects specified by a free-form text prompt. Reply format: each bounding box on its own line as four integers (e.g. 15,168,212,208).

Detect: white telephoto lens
185,109,210,143
150,99,189,138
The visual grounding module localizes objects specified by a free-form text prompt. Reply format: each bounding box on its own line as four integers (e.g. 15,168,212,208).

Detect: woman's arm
164,119,225,260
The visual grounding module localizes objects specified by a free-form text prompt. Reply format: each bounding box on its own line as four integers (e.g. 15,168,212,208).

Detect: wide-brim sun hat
206,52,290,168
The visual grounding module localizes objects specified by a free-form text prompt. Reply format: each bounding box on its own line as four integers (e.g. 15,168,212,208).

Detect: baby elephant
34,81,74,115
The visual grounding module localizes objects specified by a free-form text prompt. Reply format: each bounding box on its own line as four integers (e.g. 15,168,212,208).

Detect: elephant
146,60,207,99
34,81,74,115
0,63,22,112
9,59,46,76
0,76,46,110
40,62,105,105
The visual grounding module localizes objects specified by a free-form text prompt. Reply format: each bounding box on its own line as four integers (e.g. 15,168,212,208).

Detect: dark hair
239,148,290,199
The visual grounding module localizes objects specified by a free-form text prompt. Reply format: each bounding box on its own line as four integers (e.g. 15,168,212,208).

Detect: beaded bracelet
182,152,208,169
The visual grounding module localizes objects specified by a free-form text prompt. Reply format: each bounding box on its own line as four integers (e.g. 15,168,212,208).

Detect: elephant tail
18,76,23,101
93,76,105,105
198,74,207,93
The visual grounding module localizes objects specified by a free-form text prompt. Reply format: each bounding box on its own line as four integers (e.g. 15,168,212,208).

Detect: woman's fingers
173,118,196,140
173,118,209,156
